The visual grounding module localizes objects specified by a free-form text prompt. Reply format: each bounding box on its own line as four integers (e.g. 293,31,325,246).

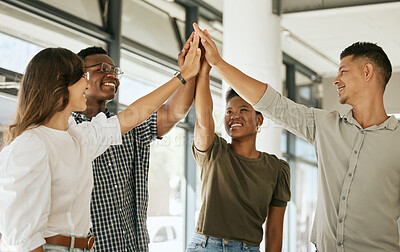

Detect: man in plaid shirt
73,44,195,251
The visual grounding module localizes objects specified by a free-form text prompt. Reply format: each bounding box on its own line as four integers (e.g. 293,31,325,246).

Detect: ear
364,63,374,81
256,113,264,127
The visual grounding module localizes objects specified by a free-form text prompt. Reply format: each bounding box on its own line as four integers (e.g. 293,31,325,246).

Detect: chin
339,98,348,105
229,131,245,139
105,94,116,101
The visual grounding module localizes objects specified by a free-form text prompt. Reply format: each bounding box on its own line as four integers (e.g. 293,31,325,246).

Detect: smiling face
224,96,262,139
333,55,366,105
67,75,89,112
83,54,120,103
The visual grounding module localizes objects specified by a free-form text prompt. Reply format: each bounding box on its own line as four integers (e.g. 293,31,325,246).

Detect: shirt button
114,184,118,189
361,130,366,134
339,219,343,223
353,150,358,154
108,162,112,167
337,241,343,246
348,173,352,177
342,196,346,200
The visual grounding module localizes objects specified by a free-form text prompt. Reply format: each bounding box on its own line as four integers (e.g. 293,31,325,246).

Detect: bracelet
174,71,187,85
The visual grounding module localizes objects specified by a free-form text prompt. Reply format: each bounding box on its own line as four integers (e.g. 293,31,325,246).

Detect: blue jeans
186,233,260,252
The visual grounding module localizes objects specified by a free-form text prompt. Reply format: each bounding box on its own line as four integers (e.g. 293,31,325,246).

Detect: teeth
230,123,242,127
337,87,344,92
104,83,116,88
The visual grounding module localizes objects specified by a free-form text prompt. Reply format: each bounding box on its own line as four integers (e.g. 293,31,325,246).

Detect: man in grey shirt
194,23,400,252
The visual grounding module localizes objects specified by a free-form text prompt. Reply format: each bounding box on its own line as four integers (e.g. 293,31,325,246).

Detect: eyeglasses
85,62,124,79
82,71,90,82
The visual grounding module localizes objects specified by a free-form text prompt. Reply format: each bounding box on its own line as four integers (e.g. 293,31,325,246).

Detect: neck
351,93,388,129
79,98,107,119
44,110,71,131
231,134,260,158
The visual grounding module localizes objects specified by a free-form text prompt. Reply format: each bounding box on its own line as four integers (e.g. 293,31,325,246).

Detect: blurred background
0,0,399,251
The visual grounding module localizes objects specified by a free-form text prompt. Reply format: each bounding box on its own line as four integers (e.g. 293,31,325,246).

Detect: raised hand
193,23,222,67
178,31,194,69
198,30,212,75
180,33,202,80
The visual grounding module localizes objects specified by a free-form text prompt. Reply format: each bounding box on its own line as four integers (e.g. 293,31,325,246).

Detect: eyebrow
226,105,250,110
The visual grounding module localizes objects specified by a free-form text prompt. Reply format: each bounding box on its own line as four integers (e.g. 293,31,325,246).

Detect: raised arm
193,30,214,151
157,32,197,137
193,23,267,105
117,34,201,135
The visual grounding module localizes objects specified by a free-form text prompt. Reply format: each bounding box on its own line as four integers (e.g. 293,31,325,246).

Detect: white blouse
0,113,122,251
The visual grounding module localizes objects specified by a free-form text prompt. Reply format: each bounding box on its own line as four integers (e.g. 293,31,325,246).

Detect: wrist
198,70,210,77
213,57,224,69
174,71,187,85
180,70,191,81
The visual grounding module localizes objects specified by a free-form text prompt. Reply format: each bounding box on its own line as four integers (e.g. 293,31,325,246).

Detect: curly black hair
77,46,107,60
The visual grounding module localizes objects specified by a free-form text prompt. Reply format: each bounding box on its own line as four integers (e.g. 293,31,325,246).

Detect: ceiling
201,0,400,78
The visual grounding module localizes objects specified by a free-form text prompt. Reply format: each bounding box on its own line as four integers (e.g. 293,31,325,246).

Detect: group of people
0,22,398,252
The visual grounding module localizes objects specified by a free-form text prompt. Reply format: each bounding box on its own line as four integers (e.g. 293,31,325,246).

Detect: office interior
0,0,399,251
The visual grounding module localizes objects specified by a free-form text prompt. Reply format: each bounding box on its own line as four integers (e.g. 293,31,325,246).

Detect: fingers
185,33,200,62
193,23,207,43
183,31,194,51
203,29,212,41
193,23,215,52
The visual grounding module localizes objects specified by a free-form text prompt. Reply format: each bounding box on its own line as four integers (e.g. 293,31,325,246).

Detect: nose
106,72,117,79
332,75,340,86
230,112,240,119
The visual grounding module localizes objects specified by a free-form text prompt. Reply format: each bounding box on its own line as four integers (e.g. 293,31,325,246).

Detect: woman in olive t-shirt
186,38,290,252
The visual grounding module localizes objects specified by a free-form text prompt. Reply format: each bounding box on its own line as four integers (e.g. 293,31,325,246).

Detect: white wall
322,72,400,115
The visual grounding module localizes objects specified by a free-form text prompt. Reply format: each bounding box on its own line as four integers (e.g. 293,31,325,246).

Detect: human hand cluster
179,31,202,81
178,23,222,77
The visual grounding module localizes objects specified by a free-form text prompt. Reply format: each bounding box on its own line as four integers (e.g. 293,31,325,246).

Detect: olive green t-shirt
192,134,291,247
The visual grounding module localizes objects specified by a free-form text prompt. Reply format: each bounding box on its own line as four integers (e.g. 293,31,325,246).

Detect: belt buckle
87,233,95,249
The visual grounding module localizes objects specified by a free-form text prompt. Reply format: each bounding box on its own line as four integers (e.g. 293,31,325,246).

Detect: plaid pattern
72,110,158,252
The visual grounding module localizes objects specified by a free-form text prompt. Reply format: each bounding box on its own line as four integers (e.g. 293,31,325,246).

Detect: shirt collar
342,109,398,131
71,108,114,121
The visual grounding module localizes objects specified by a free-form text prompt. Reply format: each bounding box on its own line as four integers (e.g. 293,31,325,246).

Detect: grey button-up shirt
254,86,400,252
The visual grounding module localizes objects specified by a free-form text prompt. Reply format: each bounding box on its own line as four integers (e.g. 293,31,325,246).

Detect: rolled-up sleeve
0,133,51,251
254,85,318,144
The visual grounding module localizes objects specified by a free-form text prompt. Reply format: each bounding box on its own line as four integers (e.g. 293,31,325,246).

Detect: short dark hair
340,42,392,87
225,88,261,115
77,46,107,60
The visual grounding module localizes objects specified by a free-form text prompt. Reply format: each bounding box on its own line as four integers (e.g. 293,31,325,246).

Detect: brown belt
45,234,94,249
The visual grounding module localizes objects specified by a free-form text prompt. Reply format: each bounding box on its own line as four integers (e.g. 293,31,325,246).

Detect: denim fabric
186,233,259,252
43,243,93,252
43,235,94,252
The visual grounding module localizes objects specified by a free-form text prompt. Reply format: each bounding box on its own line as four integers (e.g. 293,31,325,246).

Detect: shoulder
261,152,283,164
9,129,47,150
1,129,48,171
261,152,290,172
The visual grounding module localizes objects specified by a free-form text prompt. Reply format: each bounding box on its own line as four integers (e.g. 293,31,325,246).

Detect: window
282,63,319,252
148,127,185,252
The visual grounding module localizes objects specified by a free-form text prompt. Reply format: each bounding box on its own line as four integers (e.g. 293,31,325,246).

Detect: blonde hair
3,47,84,146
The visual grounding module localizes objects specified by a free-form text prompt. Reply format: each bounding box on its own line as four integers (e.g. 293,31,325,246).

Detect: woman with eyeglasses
0,36,201,252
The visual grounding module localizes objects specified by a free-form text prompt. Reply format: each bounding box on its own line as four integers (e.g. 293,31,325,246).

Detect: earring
257,125,261,133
